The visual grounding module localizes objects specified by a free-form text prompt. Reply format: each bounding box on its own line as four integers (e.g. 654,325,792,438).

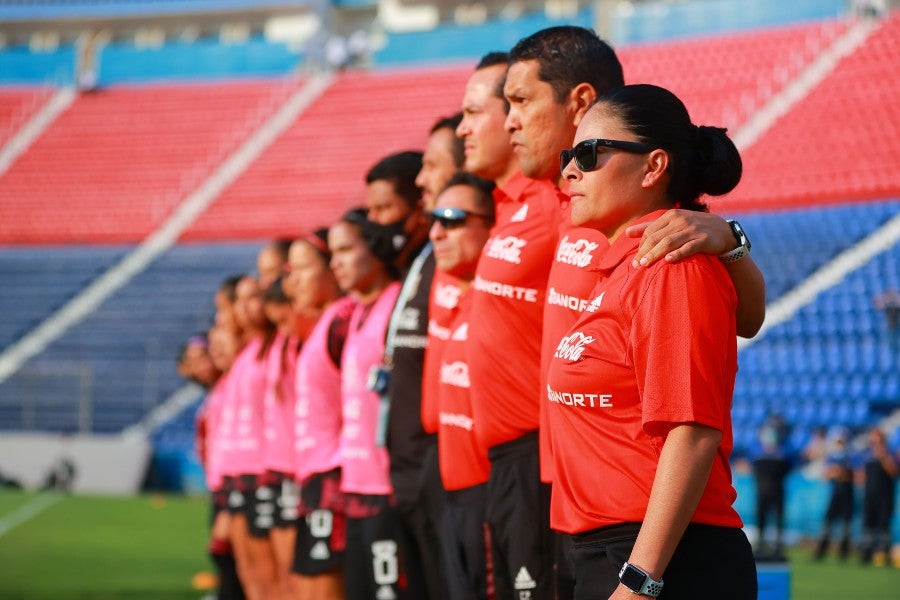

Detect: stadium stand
0,87,55,148
0,79,296,243
617,18,850,132
0,242,259,433
181,63,471,240
725,10,900,209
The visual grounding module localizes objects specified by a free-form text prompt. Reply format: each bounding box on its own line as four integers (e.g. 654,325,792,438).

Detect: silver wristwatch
618,562,664,597
719,219,751,264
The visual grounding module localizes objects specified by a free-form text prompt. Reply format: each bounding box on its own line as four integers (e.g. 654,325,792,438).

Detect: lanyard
376,242,432,446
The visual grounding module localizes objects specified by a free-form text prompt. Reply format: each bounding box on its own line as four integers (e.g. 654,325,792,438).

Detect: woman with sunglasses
547,84,756,600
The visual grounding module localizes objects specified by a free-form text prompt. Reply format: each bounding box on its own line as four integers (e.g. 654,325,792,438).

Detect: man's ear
642,149,669,188
569,82,597,126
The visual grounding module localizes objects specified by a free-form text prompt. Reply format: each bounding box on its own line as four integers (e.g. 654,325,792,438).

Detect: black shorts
485,432,554,600
241,473,274,538
224,475,248,515
267,470,300,528
566,522,756,600
342,494,403,600
293,469,346,576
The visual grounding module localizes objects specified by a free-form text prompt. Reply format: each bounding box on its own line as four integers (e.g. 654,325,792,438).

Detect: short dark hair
476,51,510,101
596,84,742,211
441,171,496,220
365,150,424,208
508,26,624,103
430,112,465,169
476,51,509,70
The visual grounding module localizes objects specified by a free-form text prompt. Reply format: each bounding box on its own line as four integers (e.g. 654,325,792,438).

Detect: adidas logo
585,292,605,313
511,203,529,222
514,566,537,590
451,321,468,341
309,540,331,560
375,585,397,600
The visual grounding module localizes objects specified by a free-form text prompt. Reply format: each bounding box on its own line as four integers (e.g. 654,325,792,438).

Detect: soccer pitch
0,489,895,599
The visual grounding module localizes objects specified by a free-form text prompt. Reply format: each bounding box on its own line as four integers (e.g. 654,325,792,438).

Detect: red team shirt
434,290,491,491
467,171,565,451
421,269,464,435
540,200,611,483
546,211,743,534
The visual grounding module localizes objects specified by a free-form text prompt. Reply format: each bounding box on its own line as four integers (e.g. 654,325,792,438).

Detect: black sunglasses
559,138,657,174
431,206,494,229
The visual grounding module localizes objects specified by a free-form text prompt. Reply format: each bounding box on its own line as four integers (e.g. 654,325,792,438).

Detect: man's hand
626,209,735,268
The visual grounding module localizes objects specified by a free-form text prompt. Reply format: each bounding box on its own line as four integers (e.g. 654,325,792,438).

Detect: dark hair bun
695,125,742,197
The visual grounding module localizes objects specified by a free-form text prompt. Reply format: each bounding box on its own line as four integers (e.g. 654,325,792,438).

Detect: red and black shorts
293,468,346,575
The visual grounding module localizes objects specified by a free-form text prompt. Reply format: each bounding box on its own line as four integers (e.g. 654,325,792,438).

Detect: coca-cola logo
434,282,462,309
555,235,599,268
554,332,596,361
486,236,526,264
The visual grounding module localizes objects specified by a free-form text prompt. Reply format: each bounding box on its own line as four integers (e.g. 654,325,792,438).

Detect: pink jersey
218,336,268,476
339,282,402,495
201,375,230,491
294,296,356,481
262,332,299,475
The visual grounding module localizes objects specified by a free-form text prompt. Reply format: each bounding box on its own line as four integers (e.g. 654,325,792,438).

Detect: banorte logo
554,332,596,361
555,235,600,268
434,282,462,309
486,236,527,264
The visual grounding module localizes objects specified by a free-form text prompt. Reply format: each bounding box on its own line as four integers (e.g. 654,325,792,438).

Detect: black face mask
380,218,410,253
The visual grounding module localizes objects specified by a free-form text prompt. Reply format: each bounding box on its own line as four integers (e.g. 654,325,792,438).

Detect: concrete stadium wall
0,432,151,495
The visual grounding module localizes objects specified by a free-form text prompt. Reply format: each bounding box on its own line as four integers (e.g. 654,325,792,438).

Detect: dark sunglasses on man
559,138,656,175
430,206,494,230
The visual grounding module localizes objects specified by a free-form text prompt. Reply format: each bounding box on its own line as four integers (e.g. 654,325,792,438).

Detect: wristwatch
618,562,664,597
719,219,751,263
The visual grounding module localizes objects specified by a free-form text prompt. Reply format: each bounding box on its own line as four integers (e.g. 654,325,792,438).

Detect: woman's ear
569,83,597,126
642,149,669,188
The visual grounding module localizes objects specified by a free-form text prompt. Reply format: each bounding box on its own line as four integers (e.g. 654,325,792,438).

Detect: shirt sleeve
629,256,738,438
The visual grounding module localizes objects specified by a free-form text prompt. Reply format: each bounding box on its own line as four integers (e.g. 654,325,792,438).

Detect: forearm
626,424,722,581
725,256,766,338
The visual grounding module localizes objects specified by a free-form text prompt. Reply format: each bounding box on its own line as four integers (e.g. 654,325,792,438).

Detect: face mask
379,217,410,252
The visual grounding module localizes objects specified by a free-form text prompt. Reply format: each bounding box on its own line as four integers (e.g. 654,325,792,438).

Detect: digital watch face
620,564,647,591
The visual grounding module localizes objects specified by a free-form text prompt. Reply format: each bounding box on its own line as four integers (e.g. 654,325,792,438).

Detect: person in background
204,324,247,600
289,230,355,600
416,113,465,211
368,145,459,599
858,427,898,565
260,276,302,599
328,209,403,600
427,172,497,600
257,239,293,292
221,275,279,600
814,427,856,562
750,416,792,561
548,84,756,599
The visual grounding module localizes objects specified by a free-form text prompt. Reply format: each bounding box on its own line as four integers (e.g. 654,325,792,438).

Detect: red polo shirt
467,171,565,451
436,291,491,491
546,211,742,534
540,200,610,483
422,269,464,434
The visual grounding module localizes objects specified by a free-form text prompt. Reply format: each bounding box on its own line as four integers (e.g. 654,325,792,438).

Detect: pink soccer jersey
294,296,356,481
218,336,267,477
262,332,299,475
339,282,402,495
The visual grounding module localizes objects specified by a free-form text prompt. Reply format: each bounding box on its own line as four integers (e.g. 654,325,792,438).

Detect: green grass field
0,489,896,599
